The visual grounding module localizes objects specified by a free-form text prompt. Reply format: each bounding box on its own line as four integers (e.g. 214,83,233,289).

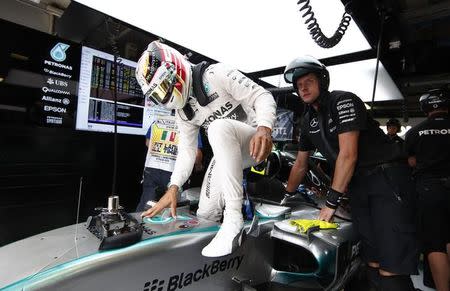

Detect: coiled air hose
297,0,352,48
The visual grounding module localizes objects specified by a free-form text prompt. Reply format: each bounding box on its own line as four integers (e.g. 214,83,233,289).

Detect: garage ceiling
2,0,450,118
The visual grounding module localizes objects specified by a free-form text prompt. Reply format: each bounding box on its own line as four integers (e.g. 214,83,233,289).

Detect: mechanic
386,118,404,144
283,56,418,290
405,88,450,291
135,41,276,257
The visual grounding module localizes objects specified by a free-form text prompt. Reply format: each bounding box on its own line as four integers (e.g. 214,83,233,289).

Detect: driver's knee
208,119,235,145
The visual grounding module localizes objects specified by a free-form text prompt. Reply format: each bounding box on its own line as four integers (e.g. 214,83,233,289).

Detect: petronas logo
50,42,70,62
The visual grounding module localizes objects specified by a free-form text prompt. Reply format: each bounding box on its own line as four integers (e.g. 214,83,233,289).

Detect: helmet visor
284,67,310,84
419,93,430,103
283,68,295,83
142,62,177,105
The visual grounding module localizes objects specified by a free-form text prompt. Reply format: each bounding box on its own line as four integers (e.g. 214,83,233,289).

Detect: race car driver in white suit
136,41,276,257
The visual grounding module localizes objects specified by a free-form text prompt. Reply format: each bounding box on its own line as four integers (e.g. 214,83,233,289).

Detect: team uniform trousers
415,175,450,254
136,167,172,212
349,164,419,275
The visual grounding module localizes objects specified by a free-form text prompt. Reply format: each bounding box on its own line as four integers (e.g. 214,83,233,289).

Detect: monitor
76,46,152,135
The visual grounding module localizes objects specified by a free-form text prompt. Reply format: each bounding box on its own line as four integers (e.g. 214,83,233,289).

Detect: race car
0,151,361,291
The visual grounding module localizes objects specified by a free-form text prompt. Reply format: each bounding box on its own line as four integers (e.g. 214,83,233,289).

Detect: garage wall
0,0,53,34
0,125,146,246
0,17,148,246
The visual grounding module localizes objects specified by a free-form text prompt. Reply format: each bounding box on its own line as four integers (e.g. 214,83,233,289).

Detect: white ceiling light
262,59,404,102
74,0,370,73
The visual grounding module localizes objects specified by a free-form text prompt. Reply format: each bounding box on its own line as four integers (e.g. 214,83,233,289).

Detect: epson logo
142,255,244,291
337,102,354,111
44,106,67,113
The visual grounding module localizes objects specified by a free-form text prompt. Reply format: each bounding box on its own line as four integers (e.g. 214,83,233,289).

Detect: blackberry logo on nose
143,279,165,291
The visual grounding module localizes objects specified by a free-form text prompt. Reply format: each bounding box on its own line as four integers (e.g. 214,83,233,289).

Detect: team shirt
388,135,404,145
405,112,450,177
299,90,405,171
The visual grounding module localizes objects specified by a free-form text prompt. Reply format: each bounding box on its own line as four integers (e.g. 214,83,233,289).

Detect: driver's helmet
419,88,449,113
136,41,192,109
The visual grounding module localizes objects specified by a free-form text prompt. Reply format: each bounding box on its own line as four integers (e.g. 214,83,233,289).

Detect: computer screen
76,46,152,135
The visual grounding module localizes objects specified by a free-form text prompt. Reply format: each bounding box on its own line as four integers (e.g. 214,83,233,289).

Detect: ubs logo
50,42,70,62
310,118,318,127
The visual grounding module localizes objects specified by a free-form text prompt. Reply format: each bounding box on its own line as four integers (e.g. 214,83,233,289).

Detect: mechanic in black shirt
386,118,404,145
283,56,418,291
405,88,450,291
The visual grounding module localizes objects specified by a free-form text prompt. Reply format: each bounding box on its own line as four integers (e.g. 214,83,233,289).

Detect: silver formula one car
0,151,361,291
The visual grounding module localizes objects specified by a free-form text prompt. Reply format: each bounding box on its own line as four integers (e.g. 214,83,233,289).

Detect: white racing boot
201,201,244,257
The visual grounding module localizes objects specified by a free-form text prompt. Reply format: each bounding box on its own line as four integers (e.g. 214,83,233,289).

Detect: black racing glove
325,188,344,209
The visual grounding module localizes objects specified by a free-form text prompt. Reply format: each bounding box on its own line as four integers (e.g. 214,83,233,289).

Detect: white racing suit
170,63,276,256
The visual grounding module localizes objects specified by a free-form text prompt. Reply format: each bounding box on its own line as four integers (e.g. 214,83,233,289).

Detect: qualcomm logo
50,42,70,62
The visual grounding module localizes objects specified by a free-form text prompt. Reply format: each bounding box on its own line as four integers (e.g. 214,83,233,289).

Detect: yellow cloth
289,219,338,234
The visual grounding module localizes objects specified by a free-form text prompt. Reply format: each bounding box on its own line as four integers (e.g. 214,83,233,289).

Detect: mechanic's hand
318,206,336,222
141,185,178,218
249,126,273,163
